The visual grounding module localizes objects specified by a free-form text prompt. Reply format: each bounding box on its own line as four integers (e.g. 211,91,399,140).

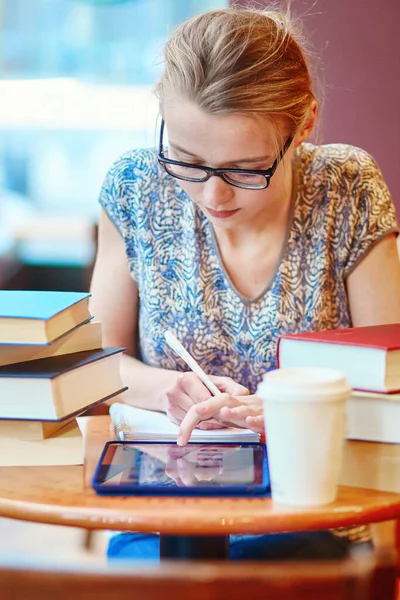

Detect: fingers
231,394,263,406
211,376,250,397
178,394,240,445
165,385,193,424
218,403,263,429
245,415,265,434
196,420,227,430
166,404,187,426
222,403,263,419
179,372,214,402
166,373,253,436
166,372,213,424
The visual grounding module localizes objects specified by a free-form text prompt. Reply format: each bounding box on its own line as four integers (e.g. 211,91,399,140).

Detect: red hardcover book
277,324,400,394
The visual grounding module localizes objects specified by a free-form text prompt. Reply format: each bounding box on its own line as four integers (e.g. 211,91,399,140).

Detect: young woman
90,7,400,560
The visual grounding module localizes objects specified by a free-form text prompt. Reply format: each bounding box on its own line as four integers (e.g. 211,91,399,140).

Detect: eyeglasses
157,119,293,190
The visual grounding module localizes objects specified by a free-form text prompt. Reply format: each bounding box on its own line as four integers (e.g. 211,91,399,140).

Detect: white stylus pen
164,329,221,396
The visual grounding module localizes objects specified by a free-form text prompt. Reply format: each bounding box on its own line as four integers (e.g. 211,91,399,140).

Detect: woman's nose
202,174,234,209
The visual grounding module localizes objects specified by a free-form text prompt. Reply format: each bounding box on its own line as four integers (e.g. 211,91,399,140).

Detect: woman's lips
206,207,241,219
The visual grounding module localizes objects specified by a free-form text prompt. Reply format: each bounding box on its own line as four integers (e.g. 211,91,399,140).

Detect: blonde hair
155,6,317,142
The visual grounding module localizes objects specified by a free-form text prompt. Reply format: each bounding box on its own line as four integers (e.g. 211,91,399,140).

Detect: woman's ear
293,101,318,148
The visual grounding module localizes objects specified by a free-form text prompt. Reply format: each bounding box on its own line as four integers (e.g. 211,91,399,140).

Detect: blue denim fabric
107,531,370,562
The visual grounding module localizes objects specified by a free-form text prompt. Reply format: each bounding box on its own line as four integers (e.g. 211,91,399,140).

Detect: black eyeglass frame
157,119,293,190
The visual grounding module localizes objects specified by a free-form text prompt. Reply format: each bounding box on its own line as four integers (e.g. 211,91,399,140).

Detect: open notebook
109,403,260,442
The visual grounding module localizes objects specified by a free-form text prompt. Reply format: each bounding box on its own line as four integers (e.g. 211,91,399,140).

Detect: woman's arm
89,209,180,412
346,234,400,326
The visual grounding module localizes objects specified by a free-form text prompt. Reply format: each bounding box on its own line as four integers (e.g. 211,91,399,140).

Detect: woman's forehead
164,100,282,160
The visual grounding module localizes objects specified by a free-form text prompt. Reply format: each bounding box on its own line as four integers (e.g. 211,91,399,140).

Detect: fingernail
177,434,184,446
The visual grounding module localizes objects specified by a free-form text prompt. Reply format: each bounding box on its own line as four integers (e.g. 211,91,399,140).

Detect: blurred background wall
0,0,227,291
0,0,398,292
233,0,400,212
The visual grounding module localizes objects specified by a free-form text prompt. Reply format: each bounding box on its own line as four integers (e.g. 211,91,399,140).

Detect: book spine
279,332,400,351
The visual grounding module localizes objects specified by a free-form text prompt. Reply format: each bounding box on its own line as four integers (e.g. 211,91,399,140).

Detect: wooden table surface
0,416,400,536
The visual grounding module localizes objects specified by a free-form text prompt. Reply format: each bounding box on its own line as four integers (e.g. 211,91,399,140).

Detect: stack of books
0,290,126,466
277,323,400,444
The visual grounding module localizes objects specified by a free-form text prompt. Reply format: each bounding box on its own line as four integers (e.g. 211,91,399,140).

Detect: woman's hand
177,393,264,446
165,372,249,428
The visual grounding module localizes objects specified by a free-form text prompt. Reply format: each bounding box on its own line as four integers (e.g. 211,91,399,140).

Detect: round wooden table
1,416,400,559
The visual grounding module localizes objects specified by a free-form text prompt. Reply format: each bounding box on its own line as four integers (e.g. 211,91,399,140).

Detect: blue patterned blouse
100,142,398,394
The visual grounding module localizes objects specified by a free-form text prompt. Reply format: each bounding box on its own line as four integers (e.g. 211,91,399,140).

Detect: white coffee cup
257,367,351,507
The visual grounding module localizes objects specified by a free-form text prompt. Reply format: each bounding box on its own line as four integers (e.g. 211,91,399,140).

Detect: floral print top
100,142,398,394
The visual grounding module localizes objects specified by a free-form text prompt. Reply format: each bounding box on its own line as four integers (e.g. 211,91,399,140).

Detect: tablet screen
94,442,268,491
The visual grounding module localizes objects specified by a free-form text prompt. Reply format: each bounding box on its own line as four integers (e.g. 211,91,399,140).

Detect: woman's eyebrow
169,142,200,158
169,141,272,164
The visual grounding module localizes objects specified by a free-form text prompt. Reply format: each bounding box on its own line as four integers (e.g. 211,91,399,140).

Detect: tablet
92,441,270,497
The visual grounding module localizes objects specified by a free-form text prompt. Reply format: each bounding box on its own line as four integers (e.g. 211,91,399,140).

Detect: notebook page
109,403,259,442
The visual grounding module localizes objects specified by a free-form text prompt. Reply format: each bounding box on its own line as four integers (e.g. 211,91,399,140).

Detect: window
0,0,227,223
